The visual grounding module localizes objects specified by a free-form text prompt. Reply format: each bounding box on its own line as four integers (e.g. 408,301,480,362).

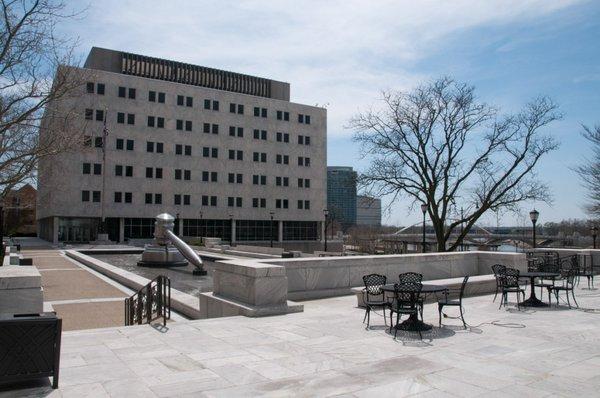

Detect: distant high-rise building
326,167,357,230
356,195,381,226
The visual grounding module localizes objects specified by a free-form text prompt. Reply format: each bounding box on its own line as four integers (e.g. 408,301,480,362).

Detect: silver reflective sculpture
138,213,206,275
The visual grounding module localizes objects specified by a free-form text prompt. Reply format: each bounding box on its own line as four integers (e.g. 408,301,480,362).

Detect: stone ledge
198,292,303,318
0,265,42,289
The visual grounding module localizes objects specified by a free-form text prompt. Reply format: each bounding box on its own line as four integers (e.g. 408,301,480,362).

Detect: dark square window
254,107,260,117
261,108,267,118
211,172,217,182
125,192,132,203
85,108,93,120
155,168,163,179
156,142,163,153
92,191,101,203
147,142,154,152
277,110,282,120
236,150,243,161
203,147,209,157
212,124,218,134
210,196,217,206
306,115,311,124
276,132,282,142
95,109,104,121
229,126,235,136
298,135,304,145
185,121,192,131
236,197,242,207
305,200,310,209
261,130,267,140
86,82,94,93
284,112,289,121
230,103,236,113
94,137,103,148
276,177,281,186
298,200,303,209
127,114,135,125
237,127,243,137
177,95,184,106
305,158,310,167
185,145,191,156
82,163,91,174
253,129,260,139
126,166,133,177
276,199,281,209
175,169,182,180
261,175,266,185
253,175,259,185
305,136,311,145
145,193,152,204
148,116,155,127
236,174,242,183
184,170,190,180
186,96,193,107
176,120,183,130
212,100,219,111
93,163,102,175
149,91,156,102
298,114,304,123
97,83,105,95
155,194,162,205
128,88,136,99
175,144,182,155
228,197,234,207
204,99,211,109
115,165,123,176
253,198,258,208
203,123,210,134
298,178,303,188
118,86,126,97
157,117,164,128
158,92,165,103
253,152,259,162
116,139,124,150
82,191,90,202
211,148,218,158
229,150,235,160
146,167,153,178
202,171,209,182
174,194,181,205
114,192,122,203
202,195,208,206
126,140,134,150
261,198,266,208
184,195,190,205
276,155,282,164
237,104,244,114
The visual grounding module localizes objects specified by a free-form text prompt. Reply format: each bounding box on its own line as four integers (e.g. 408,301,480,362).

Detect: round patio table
519,272,560,307
381,284,448,331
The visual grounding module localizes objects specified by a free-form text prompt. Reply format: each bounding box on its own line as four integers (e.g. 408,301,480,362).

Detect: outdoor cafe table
519,271,560,307
381,284,448,331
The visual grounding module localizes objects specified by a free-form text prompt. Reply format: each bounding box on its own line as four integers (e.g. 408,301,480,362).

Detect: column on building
119,218,125,243
52,216,59,244
231,219,236,244
278,220,283,242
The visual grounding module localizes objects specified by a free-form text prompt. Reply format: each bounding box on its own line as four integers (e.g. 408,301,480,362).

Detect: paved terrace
3,283,600,397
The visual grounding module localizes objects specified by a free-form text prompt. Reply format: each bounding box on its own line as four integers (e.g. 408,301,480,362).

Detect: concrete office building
37,47,327,245
356,195,382,226
326,166,357,230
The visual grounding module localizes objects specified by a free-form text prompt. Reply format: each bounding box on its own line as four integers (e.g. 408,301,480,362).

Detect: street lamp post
591,226,598,249
323,209,329,252
270,212,275,248
529,209,539,249
421,203,428,253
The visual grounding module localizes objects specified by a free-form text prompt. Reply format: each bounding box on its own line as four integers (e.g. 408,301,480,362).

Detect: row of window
83,162,311,187
87,111,313,143
87,81,314,123
81,191,311,209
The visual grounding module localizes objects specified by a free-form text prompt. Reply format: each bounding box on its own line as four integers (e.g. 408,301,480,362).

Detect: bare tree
574,125,600,216
351,77,560,252
0,0,85,198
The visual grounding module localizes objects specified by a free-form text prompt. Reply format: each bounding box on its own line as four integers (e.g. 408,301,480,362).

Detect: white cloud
62,0,584,137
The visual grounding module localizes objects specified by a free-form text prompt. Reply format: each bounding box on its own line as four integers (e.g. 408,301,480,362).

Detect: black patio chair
389,282,423,340
578,254,596,289
499,268,524,309
534,261,559,304
438,276,469,329
399,272,424,318
549,268,579,308
362,274,388,328
491,264,506,302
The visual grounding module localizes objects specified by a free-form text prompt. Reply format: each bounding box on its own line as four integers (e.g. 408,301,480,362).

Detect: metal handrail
125,275,171,327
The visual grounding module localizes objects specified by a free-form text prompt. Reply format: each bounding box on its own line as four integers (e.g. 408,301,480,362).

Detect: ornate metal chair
399,272,424,317
361,274,388,328
534,261,559,304
549,267,579,308
389,282,423,340
499,268,524,309
491,264,506,302
438,276,469,329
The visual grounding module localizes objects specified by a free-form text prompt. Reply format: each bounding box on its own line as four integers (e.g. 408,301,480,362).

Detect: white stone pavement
4,284,600,397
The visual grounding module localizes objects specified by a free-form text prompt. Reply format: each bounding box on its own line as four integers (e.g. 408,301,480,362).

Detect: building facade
326,166,357,230
37,47,327,244
356,195,381,226
2,184,37,236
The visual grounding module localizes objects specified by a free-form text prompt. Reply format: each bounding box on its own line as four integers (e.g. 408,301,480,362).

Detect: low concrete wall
0,263,43,314
530,248,600,267
263,251,525,300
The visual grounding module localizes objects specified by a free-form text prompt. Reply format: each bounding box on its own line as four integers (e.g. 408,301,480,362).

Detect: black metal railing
125,275,170,327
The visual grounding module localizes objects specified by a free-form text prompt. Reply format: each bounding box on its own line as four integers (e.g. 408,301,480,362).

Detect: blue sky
60,0,600,227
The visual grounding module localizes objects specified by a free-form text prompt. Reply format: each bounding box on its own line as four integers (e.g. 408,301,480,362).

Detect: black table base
394,314,433,332
520,273,559,308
